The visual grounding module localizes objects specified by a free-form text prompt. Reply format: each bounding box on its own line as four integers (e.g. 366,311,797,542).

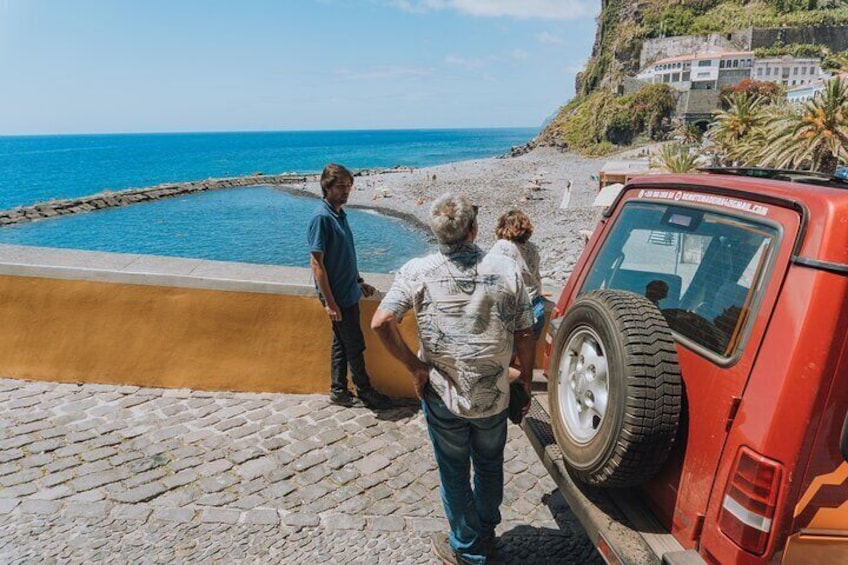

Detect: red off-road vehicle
526,169,848,564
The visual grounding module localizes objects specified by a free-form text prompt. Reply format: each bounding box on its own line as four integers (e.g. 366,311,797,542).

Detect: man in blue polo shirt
307,163,392,410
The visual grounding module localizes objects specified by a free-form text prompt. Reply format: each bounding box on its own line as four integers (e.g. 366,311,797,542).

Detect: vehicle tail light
718,447,783,555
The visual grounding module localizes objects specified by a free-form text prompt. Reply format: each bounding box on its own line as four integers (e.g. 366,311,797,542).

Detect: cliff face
534,1,848,153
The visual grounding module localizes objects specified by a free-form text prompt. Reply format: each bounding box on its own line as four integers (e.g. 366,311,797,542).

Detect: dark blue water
0,129,535,210
0,186,430,272
0,129,535,271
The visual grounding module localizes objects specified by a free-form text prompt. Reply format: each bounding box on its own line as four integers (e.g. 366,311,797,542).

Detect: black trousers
330,303,373,394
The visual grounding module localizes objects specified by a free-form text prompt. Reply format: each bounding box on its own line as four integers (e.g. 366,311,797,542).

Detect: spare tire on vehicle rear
548,290,682,487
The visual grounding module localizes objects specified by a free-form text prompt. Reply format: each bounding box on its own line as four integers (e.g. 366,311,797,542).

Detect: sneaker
432,532,485,565
357,388,393,410
329,390,364,408
432,533,462,565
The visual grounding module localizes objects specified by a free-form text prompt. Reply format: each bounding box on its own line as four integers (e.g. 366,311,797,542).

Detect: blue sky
0,0,599,135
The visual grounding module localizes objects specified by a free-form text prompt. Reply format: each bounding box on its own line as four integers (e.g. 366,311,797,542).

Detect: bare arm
371,308,430,398
310,252,341,321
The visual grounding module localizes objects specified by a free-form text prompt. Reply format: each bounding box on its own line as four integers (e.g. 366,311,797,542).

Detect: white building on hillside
636,51,754,91
753,56,828,87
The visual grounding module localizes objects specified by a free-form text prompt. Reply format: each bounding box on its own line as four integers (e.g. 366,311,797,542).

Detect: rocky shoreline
2,147,606,284
0,174,314,227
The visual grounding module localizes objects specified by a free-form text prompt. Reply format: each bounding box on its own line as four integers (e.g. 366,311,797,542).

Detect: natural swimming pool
0,186,433,273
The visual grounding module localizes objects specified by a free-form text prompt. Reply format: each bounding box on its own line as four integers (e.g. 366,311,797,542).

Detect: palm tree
656,143,700,173
757,77,848,173
706,92,769,165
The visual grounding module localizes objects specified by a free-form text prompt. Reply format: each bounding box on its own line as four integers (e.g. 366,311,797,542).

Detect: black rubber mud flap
548,290,682,487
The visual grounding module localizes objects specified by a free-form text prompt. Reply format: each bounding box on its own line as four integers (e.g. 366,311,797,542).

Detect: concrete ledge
0,244,397,296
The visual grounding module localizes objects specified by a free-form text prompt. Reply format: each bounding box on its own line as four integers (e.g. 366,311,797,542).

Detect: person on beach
307,163,392,410
488,210,545,341
371,193,535,565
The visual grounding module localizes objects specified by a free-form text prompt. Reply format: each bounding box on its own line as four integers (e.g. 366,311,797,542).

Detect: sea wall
0,174,314,227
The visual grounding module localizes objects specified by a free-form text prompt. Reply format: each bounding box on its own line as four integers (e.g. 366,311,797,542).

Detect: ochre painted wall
0,275,420,397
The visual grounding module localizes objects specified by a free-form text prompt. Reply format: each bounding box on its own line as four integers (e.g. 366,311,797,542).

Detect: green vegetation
656,143,701,172
706,77,848,172
754,43,828,58
543,85,677,155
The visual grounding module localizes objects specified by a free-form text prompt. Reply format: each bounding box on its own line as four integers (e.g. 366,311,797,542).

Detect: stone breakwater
0,174,315,227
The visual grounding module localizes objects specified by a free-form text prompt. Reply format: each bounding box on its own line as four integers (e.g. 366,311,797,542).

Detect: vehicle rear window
580,202,778,357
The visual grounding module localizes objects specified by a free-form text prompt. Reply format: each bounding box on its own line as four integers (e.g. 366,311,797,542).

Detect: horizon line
0,125,540,138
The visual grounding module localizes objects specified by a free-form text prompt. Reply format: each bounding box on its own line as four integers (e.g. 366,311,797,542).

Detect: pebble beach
296,147,607,284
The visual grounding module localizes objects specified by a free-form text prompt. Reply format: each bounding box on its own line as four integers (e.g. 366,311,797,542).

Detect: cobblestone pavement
0,378,601,564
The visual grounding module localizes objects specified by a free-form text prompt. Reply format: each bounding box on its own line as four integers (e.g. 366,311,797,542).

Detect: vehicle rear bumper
523,392,707,565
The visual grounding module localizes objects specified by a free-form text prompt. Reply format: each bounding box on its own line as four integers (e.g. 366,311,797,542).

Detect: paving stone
64,502,113,518
235,456,277,480
31,485,73,500
111,481,172,504
244,508,280,525
371,516,405,532
0,498,20,514
323,513,366,530
27,438,65,454
197,492,238,506
70,469,130,492
198,474,239,494
283,512,320,527
111,504,153,522
200,508,241,524
19,499,62,515
0,448,25,464
0,468,42,487
355,454,391,475
152,507,195,523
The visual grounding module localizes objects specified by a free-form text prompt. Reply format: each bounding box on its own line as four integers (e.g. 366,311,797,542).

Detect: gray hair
429,193,475,245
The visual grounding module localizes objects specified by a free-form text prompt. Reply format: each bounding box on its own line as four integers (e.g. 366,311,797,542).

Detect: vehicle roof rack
698,167,848,189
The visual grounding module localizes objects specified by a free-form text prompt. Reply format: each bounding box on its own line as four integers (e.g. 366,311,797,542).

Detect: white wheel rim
557,326,609,444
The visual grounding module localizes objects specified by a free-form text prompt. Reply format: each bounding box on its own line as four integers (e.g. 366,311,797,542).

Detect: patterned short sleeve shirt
379,243,533,419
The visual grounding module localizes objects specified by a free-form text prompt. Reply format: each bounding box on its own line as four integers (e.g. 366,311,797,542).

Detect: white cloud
334,66,434,80
444,55,487,69
537,31,563,44
511,49,528,60
387,0,594,20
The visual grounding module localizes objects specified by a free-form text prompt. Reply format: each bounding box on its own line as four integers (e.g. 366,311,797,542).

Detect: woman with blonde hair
489,209,545,339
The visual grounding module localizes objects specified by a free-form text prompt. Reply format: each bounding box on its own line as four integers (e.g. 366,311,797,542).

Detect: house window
672,72,680,82
698,60,712,67
802,67,807,75
757,68,763,76
810,67,815,75
720,60,726,69
682,71,690,81
793,67,798,75
733,59,739,68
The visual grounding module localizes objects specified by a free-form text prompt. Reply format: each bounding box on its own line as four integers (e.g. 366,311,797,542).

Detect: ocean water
0,186,430,273
0,128,536,271
0,129,536,210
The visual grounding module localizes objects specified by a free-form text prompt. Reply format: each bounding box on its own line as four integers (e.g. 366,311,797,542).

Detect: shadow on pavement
495,523,604,565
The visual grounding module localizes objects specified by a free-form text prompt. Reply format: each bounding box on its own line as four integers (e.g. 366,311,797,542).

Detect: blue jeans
422,387,508,565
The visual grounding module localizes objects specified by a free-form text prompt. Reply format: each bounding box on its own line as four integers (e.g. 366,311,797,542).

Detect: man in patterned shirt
371,193,535,565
